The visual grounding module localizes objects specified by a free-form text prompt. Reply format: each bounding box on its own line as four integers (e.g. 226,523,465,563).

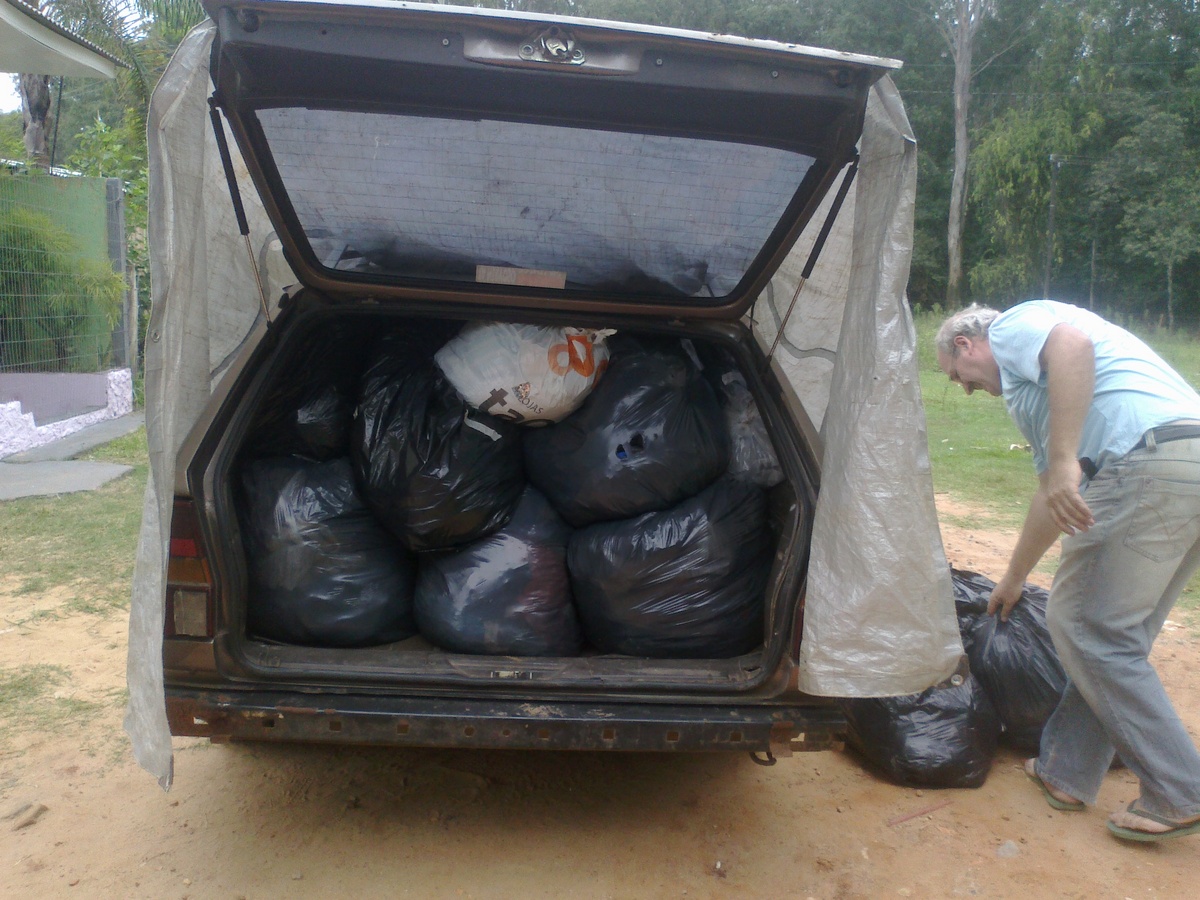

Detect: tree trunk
1088,235,1096,310
1166,259,1174,333
945,4,975,308
18,74,53,168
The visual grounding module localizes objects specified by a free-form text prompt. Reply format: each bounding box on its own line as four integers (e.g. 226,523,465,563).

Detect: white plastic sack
435,322,614,425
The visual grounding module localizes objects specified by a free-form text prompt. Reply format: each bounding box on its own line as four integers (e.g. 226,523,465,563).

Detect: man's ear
953,334,970,352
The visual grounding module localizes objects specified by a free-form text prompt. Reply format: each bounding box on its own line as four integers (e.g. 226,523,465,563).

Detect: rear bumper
166,689,845,755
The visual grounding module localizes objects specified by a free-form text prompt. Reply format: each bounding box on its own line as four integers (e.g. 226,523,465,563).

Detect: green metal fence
0,172,129,374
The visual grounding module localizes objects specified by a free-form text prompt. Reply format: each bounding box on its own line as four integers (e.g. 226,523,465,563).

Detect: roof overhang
0,0,121,78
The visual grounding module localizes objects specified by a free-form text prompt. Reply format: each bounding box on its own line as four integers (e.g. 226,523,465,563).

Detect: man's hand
989,478,1067,622
987,573,1025,622
1044,457,1094,535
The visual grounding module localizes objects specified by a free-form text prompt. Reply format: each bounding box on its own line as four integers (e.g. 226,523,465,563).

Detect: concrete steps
0,369,134,460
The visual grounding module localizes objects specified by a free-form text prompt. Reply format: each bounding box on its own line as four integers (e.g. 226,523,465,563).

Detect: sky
1,76,20,113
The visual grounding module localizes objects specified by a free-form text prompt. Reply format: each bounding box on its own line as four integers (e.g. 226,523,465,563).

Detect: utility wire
902,88,1200,96
904,59,1200,69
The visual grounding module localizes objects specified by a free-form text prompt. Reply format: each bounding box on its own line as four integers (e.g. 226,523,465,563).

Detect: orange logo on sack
548,334,596,377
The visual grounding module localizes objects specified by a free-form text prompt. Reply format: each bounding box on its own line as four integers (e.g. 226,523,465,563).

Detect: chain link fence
0,172,130,374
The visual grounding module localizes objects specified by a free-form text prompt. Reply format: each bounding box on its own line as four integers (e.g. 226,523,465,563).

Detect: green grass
0,664,102,740
916,311,1039,528
80,427,148,465
1132,328,1200,389
0,427,147,616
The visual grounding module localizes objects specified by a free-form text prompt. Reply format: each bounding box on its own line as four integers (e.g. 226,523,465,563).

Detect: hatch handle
208,96,272,327
763,155,859,367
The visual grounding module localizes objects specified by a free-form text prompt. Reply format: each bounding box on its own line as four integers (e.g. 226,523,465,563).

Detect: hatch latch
519,26,586,65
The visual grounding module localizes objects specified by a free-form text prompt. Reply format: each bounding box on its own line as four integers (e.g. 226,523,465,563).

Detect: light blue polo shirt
987,300,1200,474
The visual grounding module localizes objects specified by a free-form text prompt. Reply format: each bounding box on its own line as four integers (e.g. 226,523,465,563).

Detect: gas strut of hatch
763,155,859,367
208,95,272,326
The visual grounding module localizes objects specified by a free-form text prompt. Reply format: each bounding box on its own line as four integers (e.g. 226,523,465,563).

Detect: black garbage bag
954,569,1067,752
239,456,417,647
242,322,365,461
567,477,770,658
839,674,1001,789
352,334,525,551
415,487,582,656
951,568,997,656
524,336,729,527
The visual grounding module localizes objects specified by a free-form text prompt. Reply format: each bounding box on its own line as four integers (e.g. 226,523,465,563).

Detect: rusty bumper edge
167,689,846,754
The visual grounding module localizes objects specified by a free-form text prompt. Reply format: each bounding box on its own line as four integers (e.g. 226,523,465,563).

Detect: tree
968,104,1089,304
18,73,54,165
15,0,137,166
1122,174,1200,331
917,1,996,307
13,1,208,370
0,110,25,159
18,0,208,158
1091,112,1200,330
1025,0,1200,321
0,205,127,371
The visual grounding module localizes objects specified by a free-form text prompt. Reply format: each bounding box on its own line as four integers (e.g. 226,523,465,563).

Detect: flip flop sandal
1107,802,1200,843
1024,760,1085,812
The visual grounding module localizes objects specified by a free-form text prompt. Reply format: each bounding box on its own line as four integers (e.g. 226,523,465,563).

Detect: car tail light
165,498,214,638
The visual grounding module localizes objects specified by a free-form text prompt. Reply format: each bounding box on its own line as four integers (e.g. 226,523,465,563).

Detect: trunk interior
187,293,818,701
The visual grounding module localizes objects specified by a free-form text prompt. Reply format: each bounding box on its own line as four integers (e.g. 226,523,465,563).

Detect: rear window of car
258,108,815,299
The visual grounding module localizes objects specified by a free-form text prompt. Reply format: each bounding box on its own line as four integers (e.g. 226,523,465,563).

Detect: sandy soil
3,494,1200,899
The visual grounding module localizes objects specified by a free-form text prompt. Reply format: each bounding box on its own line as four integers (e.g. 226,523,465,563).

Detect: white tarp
125,22,291,788
751,80,963,695
126,21,962,787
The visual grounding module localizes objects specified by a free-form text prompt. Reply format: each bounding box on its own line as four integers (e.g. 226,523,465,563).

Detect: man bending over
936,300,1200,842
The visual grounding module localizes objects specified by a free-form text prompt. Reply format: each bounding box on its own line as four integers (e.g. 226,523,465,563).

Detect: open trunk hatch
202,0,897,316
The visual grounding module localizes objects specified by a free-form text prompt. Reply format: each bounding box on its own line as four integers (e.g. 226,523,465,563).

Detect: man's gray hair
935,304,1001,356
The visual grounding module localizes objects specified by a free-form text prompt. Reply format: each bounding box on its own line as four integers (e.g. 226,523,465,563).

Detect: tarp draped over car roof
125,21,961,788
751,84,963,695
126,22,289,789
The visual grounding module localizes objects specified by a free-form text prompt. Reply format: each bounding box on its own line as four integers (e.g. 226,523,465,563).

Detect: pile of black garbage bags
235,321,784,659
839,568,1068,788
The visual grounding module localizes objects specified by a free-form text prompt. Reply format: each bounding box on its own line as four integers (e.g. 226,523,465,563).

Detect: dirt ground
3,494,1200,899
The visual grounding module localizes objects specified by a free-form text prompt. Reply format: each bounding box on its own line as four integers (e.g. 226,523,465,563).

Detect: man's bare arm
988,471,1063,620
1041,324,1095,535
989,324,1095,620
